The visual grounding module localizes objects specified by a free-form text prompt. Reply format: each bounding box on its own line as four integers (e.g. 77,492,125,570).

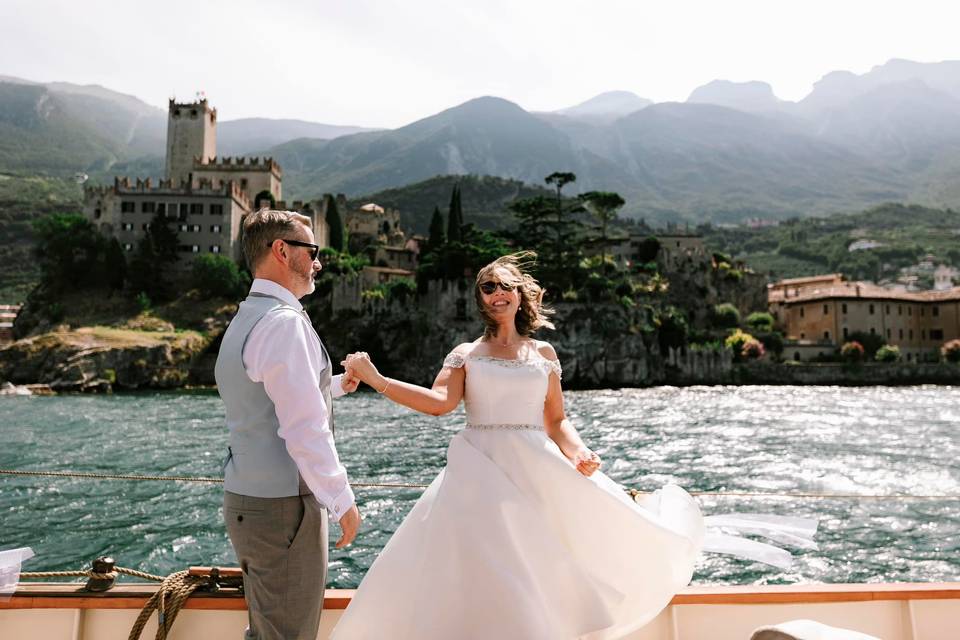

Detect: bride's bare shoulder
534,340,559,361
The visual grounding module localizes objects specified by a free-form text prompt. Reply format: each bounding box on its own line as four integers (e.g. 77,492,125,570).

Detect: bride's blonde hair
475,251,555,338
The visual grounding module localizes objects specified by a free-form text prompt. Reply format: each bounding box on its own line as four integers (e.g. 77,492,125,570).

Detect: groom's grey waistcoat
215,293,333,498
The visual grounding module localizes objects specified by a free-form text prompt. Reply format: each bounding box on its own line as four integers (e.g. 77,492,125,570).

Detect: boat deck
3,581,958,639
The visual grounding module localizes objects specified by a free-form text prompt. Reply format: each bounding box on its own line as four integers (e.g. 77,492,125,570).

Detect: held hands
570,447,602,477
341,352,382,387
341,372,360,393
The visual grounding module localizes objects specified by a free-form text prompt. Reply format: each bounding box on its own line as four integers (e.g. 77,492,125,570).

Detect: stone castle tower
164,99,217,185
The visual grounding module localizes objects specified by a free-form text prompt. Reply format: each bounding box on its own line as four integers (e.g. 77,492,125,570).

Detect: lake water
1,386,958,588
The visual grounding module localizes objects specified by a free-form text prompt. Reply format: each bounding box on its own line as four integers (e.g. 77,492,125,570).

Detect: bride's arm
343,349,466,417
540,343,601,476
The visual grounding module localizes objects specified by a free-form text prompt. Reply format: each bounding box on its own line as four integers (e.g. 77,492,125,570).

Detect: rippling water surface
2,386,958,587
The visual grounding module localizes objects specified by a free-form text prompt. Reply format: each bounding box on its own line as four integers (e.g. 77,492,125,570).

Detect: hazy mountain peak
554,90,652,121
686,80,782,113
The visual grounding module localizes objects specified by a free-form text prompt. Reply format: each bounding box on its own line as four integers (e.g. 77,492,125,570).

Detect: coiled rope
1,468,957,499
18,564,214,640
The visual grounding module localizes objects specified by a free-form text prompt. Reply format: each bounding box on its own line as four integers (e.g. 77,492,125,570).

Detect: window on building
94,208,101,220
241,179,248,189
166,203,178,219
886,329,891,339
907,353,912,362
899,329,903,340
794,352,800,361
190,203,203,215
210,204,224,216
920,307,925,317
908,307,913,316
922,330,926,340
210,245,221,253
800,307,805,318
885,305,890,314
141,202,155,213
823,304,829,315
122,223,133,231
157,203,166,215
843,327,849,339
142,223,149,231
192,245,199,253
931,329,944,340
870,327,876,335
824,331,830,341
121,201,135,213
898,305,902,315
842,303,847,314
191,224,201,232
869,304,875,315
800,332,806,339
179,224,188,232
933,306,940,317
909,329,914,340
123,243,132,251
210,224,222,233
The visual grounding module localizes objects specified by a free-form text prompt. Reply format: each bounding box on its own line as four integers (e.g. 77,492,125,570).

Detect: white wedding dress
331,352,815,640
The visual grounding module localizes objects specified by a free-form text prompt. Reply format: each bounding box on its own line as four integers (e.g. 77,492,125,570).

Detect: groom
215,208,361,640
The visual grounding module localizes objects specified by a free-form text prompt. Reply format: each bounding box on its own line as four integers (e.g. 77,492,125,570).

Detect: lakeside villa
769,274,960,362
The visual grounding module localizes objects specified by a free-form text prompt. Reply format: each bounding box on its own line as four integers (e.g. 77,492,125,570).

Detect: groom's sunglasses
478,280,516,295
270,239,321,261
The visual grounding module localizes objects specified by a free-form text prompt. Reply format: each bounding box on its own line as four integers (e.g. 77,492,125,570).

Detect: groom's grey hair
242,208,313,271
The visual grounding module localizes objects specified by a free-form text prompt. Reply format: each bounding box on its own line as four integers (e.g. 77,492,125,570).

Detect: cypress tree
427,205,445,252
447,184,463,243
325,194,345,252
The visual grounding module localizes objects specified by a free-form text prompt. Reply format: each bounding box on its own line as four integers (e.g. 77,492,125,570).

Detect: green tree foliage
711,303,741,329
746,311,775,332
657,306,689,352
579,191,625,275
846,330,885,359
325,194,345,252
31,213,122,291
128,212,180,302
634,236,661,263
447,184,463,243
190,254,249,300
426,205,445,253
875,344,901,362
254,189,276,209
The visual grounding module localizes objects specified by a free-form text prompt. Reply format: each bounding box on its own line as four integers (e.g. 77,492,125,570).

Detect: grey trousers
224,490,328,640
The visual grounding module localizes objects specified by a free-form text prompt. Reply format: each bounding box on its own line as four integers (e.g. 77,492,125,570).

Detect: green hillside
349,174,555,234
0,175,83,302
703,203,960,281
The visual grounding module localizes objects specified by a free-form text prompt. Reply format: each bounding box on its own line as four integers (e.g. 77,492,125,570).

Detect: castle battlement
84,176,252,206
194,156,282,176
169,98,217,119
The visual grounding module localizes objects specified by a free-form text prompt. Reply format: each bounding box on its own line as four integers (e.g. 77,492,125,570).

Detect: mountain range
4,59,960,224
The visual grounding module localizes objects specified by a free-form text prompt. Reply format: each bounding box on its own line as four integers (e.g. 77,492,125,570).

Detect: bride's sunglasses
478,280,516,295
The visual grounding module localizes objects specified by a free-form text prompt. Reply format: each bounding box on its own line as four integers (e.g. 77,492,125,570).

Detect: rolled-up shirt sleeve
244,310,355,519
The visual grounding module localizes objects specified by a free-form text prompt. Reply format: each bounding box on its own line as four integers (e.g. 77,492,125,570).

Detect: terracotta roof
768,273,843,288
772,281,960,304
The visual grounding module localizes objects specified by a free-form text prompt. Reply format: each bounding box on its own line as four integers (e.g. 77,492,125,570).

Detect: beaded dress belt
466,423,543,431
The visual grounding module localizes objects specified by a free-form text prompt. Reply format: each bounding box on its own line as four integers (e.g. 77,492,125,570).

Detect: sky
3,0,960,129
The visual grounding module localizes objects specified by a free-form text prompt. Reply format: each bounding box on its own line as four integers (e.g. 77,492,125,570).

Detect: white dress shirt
242,278,355,520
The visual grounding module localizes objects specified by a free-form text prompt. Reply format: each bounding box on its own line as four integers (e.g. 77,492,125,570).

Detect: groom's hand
341,372,360,393
335,504,361,548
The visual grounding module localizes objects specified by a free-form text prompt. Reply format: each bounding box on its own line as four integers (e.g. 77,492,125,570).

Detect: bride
334,252,812,639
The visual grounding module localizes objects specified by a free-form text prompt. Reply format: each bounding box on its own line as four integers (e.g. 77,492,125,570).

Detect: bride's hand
570,448,601,477
342,352,380,385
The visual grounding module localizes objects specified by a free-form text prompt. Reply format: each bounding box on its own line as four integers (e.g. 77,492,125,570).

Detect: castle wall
193,157,282,203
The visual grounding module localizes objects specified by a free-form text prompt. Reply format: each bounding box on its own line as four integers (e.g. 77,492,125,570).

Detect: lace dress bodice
443,351,562,430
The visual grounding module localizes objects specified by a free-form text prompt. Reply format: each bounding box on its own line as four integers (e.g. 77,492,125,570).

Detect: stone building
83,98,286,265
769,276,960,362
